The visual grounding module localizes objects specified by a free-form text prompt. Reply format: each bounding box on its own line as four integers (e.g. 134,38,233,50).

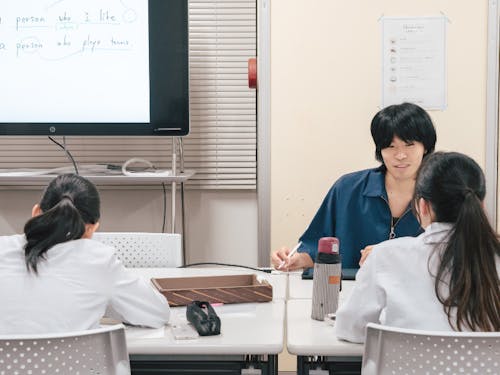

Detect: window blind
0,0,257,190
185,0,257,188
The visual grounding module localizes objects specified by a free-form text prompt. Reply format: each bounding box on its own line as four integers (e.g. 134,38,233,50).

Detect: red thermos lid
318,237,339,254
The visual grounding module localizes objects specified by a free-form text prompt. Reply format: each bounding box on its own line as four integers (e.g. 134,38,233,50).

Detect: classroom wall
270,0,488,371
0,189,258,267
271,0,488,251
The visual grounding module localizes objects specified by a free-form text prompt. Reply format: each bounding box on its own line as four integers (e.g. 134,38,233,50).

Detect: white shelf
0,170,195,186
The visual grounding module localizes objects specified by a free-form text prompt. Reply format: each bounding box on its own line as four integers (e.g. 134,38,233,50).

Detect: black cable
179,262,273,273
48,136,79,175
161,182,167,233
148,161,166,234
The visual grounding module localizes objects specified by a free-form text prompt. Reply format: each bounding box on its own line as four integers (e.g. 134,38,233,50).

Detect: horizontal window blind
0,0,257,190
186,0,257,188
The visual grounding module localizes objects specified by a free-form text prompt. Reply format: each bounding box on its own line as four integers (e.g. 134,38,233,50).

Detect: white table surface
287,272,355,300
128,267,288,301
124,267,286,356
126,300,285,355
286,299,363,357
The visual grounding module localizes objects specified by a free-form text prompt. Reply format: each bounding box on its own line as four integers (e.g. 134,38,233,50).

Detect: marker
277,241,302,270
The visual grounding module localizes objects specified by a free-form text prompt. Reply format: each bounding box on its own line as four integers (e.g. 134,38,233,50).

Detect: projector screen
0,0,189,136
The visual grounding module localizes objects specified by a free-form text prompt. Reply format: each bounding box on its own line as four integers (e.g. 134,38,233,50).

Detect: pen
277,241,302,270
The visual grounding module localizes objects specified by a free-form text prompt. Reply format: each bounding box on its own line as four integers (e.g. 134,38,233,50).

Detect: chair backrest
0,324,130,375
93,232,182,267
362,323,500,375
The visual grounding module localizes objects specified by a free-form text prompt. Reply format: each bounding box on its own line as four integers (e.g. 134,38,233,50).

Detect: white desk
287,272,355,300
125,267,286,375
286,279,362,375
287,299,362,356
127,301,284,353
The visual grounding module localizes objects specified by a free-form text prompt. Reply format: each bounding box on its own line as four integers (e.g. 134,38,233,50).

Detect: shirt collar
422,222,453,244
362,167,387,198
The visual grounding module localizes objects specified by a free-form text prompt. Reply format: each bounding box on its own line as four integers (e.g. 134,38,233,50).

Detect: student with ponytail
0,174,170,334
336,152,500,343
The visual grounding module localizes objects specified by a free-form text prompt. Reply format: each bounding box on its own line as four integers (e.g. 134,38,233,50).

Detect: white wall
271,0,488,251
0,188,258,267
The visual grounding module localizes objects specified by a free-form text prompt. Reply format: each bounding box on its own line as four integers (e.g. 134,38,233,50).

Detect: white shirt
0,234,170,334
336,222,500,343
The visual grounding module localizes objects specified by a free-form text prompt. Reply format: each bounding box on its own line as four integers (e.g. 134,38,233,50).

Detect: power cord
179,262,273,273
119,158,169,233
161,182,167,233
122,158,171,177
48,136,79,175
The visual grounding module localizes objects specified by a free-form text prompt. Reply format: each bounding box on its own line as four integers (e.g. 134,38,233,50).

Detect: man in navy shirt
271,102,437,271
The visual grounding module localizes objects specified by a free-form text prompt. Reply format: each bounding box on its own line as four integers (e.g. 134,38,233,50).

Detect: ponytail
23,174,100,274
435,190,500,331
416,152,500,332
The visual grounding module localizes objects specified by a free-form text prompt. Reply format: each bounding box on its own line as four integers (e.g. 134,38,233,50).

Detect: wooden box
151,274,273,306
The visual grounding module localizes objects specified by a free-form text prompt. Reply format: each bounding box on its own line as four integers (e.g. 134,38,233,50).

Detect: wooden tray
151,274,273,307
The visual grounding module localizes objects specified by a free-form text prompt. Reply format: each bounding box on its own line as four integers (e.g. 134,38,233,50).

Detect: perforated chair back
362,323,500,375
93,232,182,268
0,324,130,375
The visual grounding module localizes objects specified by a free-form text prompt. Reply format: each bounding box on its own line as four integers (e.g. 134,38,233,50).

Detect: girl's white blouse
336,222,500,343
0,234,170,334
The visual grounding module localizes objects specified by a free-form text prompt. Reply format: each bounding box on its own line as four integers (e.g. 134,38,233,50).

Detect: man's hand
271,247,313,270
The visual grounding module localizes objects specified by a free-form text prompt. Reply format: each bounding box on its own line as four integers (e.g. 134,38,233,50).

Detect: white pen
277,241,302,270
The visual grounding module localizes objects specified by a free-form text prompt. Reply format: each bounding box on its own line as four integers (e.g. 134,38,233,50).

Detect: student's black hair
371,102,437,164
24,174,100,274
414,152,500,332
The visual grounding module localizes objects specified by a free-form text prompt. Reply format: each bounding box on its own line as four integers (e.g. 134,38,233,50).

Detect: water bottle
311,237,341,321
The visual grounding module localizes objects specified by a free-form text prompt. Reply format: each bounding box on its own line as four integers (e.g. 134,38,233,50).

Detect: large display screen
0,0,189,135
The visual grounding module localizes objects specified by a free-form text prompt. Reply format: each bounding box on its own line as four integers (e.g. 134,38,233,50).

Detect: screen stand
171,137,177,234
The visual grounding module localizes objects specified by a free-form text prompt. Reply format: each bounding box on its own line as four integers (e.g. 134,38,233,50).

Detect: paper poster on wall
381,16,446,110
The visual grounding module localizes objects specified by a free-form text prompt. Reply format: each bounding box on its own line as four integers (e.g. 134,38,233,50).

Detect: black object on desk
186,301,221,336
301,267,358,280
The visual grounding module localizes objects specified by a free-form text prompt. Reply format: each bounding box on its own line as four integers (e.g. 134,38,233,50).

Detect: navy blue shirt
297,167,422,269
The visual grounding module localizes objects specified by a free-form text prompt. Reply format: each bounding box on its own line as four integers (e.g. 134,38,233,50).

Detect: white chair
92,232,182,268
362,322,500,375
0,324,130,375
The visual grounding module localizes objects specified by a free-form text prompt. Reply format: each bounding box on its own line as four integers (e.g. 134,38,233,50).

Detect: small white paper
171,323,199,340
381,16,447,110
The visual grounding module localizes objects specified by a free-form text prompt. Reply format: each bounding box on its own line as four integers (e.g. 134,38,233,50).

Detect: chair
0,324,130,375
92,232,182,268
362,323,500,375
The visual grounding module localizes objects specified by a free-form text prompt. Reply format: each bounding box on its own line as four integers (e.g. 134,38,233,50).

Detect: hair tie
61,195,74,204
463,188,475,199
